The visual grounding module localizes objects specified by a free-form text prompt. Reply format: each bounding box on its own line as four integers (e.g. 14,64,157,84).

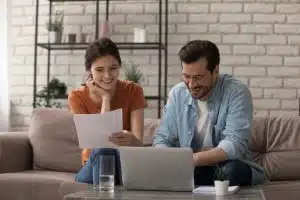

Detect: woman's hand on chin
108,130,142,147
86,79,111,102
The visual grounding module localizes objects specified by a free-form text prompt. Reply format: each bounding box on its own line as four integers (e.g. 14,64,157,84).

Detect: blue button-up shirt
153,73,265,185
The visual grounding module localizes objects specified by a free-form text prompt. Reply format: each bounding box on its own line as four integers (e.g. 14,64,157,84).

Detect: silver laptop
118,146,194,192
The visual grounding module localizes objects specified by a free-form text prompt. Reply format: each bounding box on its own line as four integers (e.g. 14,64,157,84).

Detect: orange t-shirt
68,80,147,165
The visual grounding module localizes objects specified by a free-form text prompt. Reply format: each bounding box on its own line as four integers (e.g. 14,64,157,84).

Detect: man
153,40,265,186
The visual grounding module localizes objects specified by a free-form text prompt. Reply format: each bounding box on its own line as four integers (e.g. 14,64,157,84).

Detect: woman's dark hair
178,40,220,73
85,37,122,72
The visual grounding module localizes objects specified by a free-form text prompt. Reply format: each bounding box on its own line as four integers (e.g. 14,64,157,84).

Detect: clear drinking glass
92,148,116,192
99,154,115,192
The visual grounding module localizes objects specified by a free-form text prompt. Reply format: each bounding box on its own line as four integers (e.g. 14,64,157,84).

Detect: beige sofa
0,108,299,200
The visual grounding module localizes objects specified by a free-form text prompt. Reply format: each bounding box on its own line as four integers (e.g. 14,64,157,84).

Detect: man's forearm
193,147,228,167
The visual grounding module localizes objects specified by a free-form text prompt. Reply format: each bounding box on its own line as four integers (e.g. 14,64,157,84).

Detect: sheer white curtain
0,0,10,131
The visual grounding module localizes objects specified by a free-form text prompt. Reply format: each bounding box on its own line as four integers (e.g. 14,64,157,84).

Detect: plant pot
214,180,229,195
49,31,62,43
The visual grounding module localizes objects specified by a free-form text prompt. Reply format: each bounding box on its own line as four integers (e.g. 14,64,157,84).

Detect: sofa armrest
0,132,32,173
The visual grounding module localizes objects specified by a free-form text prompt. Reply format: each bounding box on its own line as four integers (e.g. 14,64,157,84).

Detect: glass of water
96,149,115,192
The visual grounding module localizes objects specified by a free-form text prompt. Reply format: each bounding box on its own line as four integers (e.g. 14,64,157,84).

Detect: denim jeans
194,160,252,186
75,148,122,185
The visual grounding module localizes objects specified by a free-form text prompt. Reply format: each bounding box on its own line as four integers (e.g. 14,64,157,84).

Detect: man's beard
189,85,211,100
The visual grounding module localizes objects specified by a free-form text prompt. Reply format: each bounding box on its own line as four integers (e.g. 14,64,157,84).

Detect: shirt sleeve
68,91,88,114
130,83,148,111
152,87,178,147
217,87,253,160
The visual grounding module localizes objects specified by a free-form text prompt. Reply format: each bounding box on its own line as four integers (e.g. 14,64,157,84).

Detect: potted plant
46,10,64,43
123,61,143,83
35,77,67,108
214,165,229,195
38,77,67,98
35,97,63,109
47,77,67,97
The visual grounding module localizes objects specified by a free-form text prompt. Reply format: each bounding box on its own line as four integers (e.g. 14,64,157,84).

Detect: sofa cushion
28,108,82,173
250,115,269,167
262,115,300,181
0,170,88,200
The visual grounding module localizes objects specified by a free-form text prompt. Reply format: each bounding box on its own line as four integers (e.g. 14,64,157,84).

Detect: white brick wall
9,0,300,130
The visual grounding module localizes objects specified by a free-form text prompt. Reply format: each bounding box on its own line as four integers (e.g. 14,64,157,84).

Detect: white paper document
193,186,239,195
73,109,123,148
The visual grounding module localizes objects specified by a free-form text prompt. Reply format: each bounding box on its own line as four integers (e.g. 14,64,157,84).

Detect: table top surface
63,186,264,200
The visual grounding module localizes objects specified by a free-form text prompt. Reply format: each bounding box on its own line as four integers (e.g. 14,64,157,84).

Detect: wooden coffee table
64,186,264,200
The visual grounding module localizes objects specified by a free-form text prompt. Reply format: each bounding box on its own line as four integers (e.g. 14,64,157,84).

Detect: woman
68,37,147,185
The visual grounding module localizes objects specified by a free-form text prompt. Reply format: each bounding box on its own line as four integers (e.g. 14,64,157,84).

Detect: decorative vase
214,180,229,195
99,20,111,38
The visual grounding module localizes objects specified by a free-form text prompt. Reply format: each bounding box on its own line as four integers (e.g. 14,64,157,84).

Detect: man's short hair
178,40,220,73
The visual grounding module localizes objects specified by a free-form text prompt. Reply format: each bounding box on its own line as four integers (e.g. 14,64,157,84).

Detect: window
0,0,10,131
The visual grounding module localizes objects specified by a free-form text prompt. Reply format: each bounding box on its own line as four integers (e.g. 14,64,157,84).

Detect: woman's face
90,55,120,91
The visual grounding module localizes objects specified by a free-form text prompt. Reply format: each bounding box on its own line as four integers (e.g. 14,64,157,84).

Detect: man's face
182,58,219,100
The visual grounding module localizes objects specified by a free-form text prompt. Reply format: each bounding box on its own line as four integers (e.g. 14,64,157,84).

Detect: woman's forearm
100,96,110,113
130,108,144,146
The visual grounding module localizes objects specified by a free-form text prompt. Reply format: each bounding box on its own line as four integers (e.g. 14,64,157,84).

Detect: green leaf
122,61,143,83
214,165,227,181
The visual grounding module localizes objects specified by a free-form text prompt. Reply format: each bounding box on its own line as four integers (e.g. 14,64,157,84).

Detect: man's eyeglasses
182,74,206,82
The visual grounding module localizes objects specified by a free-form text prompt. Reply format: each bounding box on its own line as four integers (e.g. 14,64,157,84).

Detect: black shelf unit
37,42,166,50
33,0,169,118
